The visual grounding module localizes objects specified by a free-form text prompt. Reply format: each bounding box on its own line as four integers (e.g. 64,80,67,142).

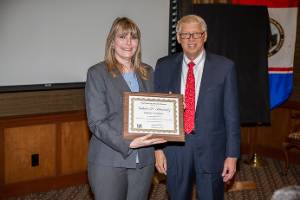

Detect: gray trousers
88,163,154,200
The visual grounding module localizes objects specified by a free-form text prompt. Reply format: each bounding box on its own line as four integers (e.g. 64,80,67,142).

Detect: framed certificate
123,92,184,142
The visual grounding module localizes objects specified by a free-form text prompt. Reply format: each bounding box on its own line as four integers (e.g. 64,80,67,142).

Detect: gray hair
176,15,207,33
271,185,300,200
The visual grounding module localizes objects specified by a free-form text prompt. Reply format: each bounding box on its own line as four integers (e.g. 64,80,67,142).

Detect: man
154,15,240,200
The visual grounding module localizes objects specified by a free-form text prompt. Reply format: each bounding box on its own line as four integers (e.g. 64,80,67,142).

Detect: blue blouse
122,71,139,92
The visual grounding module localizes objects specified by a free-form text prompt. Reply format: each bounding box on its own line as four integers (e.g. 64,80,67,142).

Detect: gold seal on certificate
123,92,184,142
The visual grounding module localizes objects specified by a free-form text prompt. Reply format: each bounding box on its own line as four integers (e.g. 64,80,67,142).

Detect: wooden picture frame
123,92,184,142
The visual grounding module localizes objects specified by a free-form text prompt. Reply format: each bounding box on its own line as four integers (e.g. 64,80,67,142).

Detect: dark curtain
171,3,270,124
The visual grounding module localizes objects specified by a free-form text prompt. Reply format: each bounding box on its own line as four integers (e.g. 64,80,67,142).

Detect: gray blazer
85,61,155,168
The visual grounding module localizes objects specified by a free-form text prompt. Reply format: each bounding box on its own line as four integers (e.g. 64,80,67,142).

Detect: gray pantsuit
88,163,154,200
85,62,155,200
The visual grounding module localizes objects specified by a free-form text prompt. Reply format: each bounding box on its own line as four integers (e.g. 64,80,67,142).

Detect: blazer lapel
169,53,183,94
110,72,131,93
136,72,146,92
196,52,212,114
109,69,146,93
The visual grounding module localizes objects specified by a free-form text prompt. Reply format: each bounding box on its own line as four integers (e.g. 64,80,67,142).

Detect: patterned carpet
4,156,300,200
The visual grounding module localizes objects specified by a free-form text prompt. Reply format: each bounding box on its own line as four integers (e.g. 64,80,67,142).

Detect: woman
85,17,166,200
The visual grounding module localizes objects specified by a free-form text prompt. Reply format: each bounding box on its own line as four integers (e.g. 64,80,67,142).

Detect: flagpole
244,124,266,167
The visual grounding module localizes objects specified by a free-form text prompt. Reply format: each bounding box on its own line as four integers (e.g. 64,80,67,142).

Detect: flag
232,0,299,109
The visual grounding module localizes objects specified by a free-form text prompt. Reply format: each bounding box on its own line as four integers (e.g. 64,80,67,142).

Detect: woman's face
113,30,138,63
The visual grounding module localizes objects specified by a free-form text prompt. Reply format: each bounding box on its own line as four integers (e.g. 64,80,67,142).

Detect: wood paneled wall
60,121,89,175
241,102,300,164
4,124,56,184
0,111,89,198
0,89,85,117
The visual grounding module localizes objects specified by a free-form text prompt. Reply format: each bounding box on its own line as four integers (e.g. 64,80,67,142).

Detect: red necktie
184,61,195,134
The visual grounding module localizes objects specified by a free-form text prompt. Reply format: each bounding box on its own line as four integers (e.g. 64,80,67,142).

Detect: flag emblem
269,18,284,57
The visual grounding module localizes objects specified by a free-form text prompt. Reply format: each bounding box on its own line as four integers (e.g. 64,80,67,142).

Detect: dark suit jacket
154,51,240,173
85,61,155,168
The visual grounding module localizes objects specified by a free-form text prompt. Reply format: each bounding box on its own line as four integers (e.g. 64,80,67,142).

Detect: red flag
232,0,298,7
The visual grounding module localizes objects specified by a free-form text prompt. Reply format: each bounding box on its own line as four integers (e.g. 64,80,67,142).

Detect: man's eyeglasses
179,32,205,39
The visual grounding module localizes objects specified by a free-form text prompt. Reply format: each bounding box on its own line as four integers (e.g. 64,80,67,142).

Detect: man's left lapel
196,52,213,114
169,53,183,94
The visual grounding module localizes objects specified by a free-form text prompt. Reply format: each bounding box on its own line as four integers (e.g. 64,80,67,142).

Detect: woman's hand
129,134,167,148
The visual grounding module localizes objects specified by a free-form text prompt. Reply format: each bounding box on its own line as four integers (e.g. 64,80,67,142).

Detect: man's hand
222,157,237,182
155,150,167,175
129,134,167,149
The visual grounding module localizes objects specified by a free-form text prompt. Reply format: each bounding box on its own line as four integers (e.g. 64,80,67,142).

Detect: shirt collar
183,50,205,67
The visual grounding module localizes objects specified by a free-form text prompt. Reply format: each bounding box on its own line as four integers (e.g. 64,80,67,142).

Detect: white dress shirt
180,50,206,108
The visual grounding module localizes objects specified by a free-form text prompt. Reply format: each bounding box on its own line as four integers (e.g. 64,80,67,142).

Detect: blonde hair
104,17,149,79
176,15,207,33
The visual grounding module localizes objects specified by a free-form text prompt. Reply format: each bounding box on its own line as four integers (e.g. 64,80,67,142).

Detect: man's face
177,22,207,60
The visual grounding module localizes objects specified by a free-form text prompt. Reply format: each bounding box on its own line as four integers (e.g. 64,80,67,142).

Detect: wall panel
4,124,56,184
61,121,89,175
0,111,89,198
